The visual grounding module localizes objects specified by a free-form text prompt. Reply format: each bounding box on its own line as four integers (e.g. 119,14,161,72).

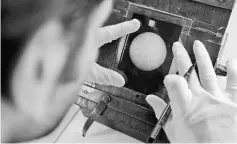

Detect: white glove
86,19,140,86
146,41,237,142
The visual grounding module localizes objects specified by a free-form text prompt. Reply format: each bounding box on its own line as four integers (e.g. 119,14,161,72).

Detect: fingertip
91,64,126,87
114,73,126,87
172,42,182,54
146,95,167,118
164,75,187,90
173,41,183,47
146,94,156,104
146,94,159,102
115,70,127,86
194,40,203,47
193,40,206,57
164,75,181,86
131,19,141,30
172,42,187,58
172,42,194,76
146,94,167,107
164,75,173,89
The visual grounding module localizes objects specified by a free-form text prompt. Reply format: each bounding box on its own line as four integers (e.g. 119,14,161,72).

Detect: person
1,0,237,143
1,0,140,142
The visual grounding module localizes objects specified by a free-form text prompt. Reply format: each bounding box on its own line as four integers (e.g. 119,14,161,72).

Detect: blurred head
2,0,113,100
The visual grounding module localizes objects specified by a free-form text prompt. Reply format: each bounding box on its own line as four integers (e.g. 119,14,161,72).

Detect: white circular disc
129,32,167,71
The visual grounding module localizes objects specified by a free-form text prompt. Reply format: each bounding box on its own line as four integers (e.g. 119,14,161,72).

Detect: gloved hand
86,19,140,86
146,41,237,142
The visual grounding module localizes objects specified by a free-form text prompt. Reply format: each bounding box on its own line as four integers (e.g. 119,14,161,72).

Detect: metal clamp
82,95,111,137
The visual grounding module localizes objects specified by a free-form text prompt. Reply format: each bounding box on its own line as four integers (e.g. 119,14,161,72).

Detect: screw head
102,95,111,103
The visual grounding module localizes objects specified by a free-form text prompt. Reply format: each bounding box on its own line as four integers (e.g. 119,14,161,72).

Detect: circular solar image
129,32,167,71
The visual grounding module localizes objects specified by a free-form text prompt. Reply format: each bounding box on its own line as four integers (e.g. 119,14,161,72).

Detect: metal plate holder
76,80,170,143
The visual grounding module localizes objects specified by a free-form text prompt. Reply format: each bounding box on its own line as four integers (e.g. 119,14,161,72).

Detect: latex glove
146,41,237,142
86,19,140,86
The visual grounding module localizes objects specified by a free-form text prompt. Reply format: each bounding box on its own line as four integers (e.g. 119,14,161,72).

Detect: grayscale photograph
1,0,237,143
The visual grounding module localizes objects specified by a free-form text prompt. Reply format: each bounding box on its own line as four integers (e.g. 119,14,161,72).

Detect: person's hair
1,0,103,100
